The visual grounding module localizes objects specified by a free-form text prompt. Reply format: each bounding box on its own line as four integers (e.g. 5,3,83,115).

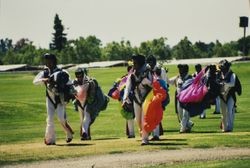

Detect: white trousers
78,105,91,137
133,102,148,142
45,98,73,143
152,125,160,137
220,96,235,131
177,101,193,132
127,119,135,136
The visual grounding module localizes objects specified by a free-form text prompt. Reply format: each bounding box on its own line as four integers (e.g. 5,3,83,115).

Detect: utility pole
239,16,248,56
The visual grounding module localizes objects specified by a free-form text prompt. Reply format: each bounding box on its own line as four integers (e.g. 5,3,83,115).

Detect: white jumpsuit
220,71,236,132
33,68,74,144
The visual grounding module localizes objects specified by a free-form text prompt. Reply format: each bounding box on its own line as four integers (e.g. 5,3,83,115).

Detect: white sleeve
168,76,178,86
224,73,236,88
33,71,45,85
161,68,168,83
123,74,132,102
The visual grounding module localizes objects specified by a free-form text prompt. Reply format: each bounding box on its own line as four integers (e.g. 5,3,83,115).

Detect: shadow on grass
163,129,179,133
56,143,93,147
94,137,120,141
191,130,219,133
149,142,188,146
159,138,187,142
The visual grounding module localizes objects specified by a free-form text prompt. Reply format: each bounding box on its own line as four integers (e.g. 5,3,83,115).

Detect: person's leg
200,110,206,119
78,106,85,138
127,119,135,138
57,103,74,142
227,97,235,132
214,96,221,114
141,106,149,145
151,124,160,140
177,101,187,133
82,107,92,140
220,98,227,132
134,102,142,136
44,98,56,145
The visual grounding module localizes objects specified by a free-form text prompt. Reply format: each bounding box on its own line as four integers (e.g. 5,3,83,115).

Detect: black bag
234,75,242,96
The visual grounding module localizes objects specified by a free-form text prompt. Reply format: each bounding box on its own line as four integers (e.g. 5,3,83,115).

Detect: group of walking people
33,53,241,146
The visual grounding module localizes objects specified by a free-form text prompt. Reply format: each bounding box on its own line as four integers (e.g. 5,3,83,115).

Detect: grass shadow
56,143,93,147
94,137,120,141
149,142,188,146
163,129,179,133
191,130,219,133
159,138,187,142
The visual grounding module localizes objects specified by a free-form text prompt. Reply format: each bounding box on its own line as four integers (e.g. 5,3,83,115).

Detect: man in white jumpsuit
73,68,92,140
123,54,152,145
33,53,74,145
219,60,236,132
146,55,168,140
168,64,194,133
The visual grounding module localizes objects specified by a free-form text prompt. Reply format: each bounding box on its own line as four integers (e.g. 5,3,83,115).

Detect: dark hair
131,54,145,67
146,55,156,66
219,59,231,69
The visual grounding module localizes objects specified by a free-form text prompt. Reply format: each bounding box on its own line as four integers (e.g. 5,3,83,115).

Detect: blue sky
0,0,249,48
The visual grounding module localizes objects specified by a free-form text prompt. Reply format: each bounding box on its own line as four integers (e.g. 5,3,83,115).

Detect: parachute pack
234,75,242,96
86,78,109,117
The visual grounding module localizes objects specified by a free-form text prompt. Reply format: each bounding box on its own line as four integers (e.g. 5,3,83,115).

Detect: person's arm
33,71,48,85
161,68,168,83
123,74,132,103
224,73,236,89
168,76,178,86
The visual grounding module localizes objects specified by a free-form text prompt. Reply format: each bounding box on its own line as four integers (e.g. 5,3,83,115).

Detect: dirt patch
3,147,250,168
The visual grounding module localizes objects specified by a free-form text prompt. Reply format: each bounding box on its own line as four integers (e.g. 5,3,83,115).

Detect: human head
43,53,57,69
219,59,231,74
127,61,133,72
146,55,157,69
75,67,85,80
131,54,145,71
195,64,202,73
178,64,189,78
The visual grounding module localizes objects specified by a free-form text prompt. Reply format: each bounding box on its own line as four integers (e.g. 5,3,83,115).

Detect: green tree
102,40,134,61
138,37,171,60
50,14,67,51
238,35,250,56
193,41,215,58
172,36,195,59
73,36,102,63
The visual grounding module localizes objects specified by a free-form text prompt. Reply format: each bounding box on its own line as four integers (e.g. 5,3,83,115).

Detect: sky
0,0,249,49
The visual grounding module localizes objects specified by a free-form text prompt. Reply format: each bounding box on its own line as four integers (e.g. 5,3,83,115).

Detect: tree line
0,14,249,65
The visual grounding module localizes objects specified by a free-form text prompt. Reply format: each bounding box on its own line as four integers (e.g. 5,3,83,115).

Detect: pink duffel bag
177,69,208,103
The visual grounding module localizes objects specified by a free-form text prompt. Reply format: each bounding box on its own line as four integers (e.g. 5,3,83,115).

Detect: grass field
0,62,250,166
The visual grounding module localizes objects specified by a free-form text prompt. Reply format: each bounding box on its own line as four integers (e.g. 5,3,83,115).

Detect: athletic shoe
213,111,220,114
127,135,135,138
81,132,91,140
44,139,56,145
141,139,149,146
150,136,160,141
66,137,73,143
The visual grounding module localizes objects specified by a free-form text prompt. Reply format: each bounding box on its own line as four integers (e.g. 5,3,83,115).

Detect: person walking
219,59,238,132
169,64,194,133
33,53,74,145
123,54,153,145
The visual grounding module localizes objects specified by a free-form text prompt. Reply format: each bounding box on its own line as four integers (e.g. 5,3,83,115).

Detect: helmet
146,55,157,68
43,53,57,65
75,68,85,77
219,59,231,73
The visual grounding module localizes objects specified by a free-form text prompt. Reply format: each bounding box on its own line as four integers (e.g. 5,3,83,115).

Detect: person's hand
42,78,49,83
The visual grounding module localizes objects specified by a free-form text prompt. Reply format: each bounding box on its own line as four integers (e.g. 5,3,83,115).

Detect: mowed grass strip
0,63,250,165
